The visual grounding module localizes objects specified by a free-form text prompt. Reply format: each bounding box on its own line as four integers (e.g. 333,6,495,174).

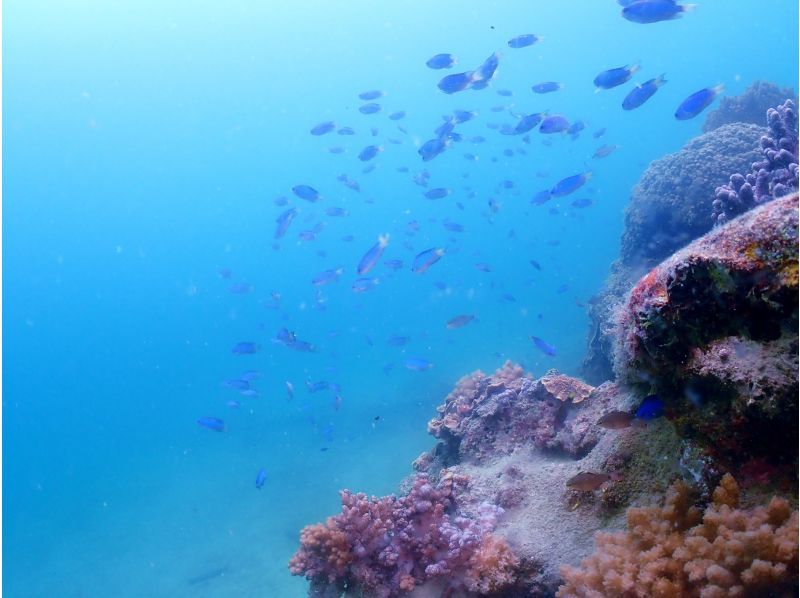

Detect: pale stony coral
557,474,798,597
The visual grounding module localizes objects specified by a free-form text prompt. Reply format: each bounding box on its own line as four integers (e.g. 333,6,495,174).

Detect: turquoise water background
4,1,798,596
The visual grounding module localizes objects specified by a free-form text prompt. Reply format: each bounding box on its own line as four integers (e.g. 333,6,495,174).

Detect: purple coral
713,99,798,225
289,472,519,597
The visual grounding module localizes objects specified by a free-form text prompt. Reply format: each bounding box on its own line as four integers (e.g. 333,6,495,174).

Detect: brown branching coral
557,474,798,597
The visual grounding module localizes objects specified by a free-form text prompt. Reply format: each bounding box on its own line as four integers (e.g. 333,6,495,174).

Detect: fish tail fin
655,73,668,87
629,62,642,74
378,233,390,247
713,83,725,96
681,3,697,13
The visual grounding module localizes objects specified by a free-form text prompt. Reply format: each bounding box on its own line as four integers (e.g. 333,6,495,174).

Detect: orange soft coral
558,474,798,597
464,534,519,594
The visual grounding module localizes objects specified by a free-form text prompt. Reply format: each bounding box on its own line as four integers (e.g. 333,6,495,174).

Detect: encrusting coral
557,474,799,597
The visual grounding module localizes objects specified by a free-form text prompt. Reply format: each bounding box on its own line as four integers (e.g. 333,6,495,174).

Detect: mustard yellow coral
558,474,798,597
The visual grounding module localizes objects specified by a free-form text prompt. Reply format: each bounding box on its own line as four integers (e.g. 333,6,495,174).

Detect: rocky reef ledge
288,194,799,597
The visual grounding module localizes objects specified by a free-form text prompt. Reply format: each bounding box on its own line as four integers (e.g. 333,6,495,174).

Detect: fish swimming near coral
675,84,724,120
597,410,635,429
531,336,557,356
566,471,611,491
635,394,664,420
622,75,667,110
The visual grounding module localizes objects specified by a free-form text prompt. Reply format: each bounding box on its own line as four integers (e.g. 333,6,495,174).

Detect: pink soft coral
558,474,799,597
289,472,519,597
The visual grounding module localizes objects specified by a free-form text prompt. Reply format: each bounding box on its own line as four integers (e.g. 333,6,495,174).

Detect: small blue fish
357,234,390,275
197,417,225,432
388,110,406,120
239,389,259,398
530,260,542,270
240,370,260,381
567,121,586,137
513,113,544,134
292,185,321,202
276,327,295,344
412,248,445,274
255,468,268,489
531,336,557,356
531,190,552,205
337,174,360,192
593,144,619,159
359,102,381,115
471,53,500,89
438,71,475,94
312,267,344,286
635,394,664,420
418,137,449,161
507,33,541,48
622,1,695,24
359,90,384,101
453,109,476,123
405,357,433,371
594,64,640,89
496,89,513,97
474,263,491,273
310,121,336,135
352,277,380,293
443,220,464,233
358,145,383,161
571,197,594,208
337,126,355,135
226,400,241,409
427,53,457,69
446,314,475,329
232,342,258,355
285,381,294,400
532,81,563,94
387,335,410,346
325,207,349,217
551,172,592,197
593,128,607,139
675,85,724,120
622,75,667,110
539,115,570,134
424,187,451,200
275,208,297,239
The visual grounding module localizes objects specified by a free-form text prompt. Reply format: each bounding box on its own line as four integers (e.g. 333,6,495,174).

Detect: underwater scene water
4,1,799,596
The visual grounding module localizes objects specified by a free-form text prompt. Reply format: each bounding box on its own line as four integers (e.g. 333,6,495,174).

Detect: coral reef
289,472,519,597
425,362,600,463
619,122,765,267
703,80,797,133
713,99,799,225
614,193,798,467
558,474,799,597
583,122,765,383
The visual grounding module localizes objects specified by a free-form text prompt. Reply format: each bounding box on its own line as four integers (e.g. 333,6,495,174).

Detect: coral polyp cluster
713,99,799,225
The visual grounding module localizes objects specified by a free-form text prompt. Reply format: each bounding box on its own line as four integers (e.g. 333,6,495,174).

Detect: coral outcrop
425,362,600,464
583,122,765,383
558,474,799,597
614,193,798,467
703,80,797,133
713,99,799,225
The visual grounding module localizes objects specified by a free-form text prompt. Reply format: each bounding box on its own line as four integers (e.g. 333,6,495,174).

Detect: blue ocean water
4,1,797,596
